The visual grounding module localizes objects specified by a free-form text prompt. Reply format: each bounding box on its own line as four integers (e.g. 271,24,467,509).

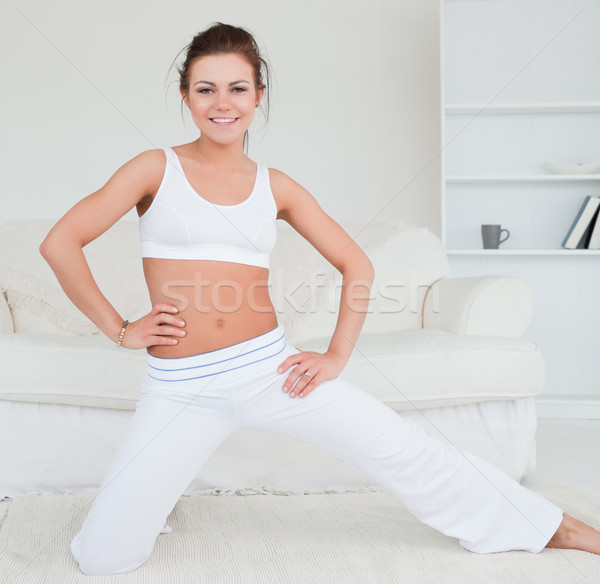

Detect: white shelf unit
441,0,600,417
447,175,600,183
446,101,600,114
448,249,600,256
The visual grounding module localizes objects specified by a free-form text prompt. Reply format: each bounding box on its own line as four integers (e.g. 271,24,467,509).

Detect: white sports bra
139,147,277,269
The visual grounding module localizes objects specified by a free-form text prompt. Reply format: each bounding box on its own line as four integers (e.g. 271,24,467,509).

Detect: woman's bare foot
545,512,600,555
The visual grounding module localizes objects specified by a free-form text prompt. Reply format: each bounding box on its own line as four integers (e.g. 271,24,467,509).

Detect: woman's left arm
270,168,375,398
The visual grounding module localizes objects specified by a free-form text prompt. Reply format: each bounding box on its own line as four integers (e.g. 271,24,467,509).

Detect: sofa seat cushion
0,332,147,410
297,329,545,410
0,328,544,412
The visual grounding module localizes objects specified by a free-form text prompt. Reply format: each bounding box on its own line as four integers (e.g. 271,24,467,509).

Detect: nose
215,91,232,110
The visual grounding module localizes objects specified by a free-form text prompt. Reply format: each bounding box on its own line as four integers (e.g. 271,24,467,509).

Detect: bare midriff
142,257,279,358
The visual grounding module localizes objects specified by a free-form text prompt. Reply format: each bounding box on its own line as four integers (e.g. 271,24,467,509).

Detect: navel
216,318,225,328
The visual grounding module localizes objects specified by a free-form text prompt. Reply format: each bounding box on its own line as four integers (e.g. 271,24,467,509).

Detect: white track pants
70,324,564,576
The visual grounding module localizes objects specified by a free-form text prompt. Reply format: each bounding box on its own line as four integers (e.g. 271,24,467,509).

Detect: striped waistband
145,323,287,382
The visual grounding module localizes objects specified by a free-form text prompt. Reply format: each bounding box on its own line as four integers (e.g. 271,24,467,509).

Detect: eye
196,87,247,94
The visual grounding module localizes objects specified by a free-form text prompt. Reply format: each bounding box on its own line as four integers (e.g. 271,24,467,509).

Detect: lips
210,118,239,127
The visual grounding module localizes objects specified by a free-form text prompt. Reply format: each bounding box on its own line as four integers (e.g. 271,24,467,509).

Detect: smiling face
181,53,264,146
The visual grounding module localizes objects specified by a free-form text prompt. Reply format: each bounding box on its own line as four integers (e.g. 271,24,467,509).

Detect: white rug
0,484,598,584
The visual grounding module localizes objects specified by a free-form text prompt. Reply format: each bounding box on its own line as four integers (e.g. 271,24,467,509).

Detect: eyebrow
193,80,250,87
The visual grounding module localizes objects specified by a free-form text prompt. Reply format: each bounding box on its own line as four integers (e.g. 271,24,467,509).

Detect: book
562,196,600,249
577,206,599,249
587,203,600,249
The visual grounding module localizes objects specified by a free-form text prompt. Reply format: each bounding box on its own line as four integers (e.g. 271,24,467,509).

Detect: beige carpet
0,484,598,584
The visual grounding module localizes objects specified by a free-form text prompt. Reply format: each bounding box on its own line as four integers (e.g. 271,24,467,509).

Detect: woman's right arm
39,149,184,349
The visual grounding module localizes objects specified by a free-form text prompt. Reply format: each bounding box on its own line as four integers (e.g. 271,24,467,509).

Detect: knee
71,531,150,576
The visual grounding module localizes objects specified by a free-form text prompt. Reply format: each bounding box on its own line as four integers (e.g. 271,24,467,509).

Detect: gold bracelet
116,320,129,348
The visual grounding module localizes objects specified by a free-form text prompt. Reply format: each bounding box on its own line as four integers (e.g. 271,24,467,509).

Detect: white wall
0,0,441,236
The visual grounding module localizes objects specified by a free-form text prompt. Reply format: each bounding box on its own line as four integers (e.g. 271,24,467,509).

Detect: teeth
212,118,236,122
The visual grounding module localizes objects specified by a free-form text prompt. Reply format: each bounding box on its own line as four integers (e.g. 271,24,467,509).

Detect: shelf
446,175,600,183
446,249,600,256
445,102,600,114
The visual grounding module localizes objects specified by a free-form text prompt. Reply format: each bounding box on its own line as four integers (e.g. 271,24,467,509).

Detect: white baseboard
535,395,600,420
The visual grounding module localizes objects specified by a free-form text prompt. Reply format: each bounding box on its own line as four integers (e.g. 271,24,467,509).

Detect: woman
40,22,599,577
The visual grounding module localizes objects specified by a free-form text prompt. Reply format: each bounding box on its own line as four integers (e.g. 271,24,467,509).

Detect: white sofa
0,218,545,497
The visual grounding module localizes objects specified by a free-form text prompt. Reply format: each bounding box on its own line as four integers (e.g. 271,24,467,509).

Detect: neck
192,136,248,170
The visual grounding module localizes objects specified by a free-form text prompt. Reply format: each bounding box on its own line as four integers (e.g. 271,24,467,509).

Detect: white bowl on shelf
543,160,600,174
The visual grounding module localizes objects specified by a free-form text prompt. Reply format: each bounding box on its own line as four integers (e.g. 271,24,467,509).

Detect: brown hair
169,22,272,153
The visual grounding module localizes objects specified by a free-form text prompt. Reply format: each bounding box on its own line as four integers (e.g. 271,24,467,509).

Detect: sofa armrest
422,275,533,337
0,292,14,334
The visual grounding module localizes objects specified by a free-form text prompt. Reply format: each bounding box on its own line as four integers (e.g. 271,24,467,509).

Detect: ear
255,86,265,108
180,87,190,109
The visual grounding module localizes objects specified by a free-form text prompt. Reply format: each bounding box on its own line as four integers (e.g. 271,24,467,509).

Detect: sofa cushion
0,332,147,409
269,221,449,343
0,219,151,335
297,329,545,410
0,328,543,411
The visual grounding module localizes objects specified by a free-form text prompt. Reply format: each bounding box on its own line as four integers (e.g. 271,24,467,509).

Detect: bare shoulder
40,148,167,249
266,167,373,274
129,148,168,201
267,167,315,221
95,147,166,203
